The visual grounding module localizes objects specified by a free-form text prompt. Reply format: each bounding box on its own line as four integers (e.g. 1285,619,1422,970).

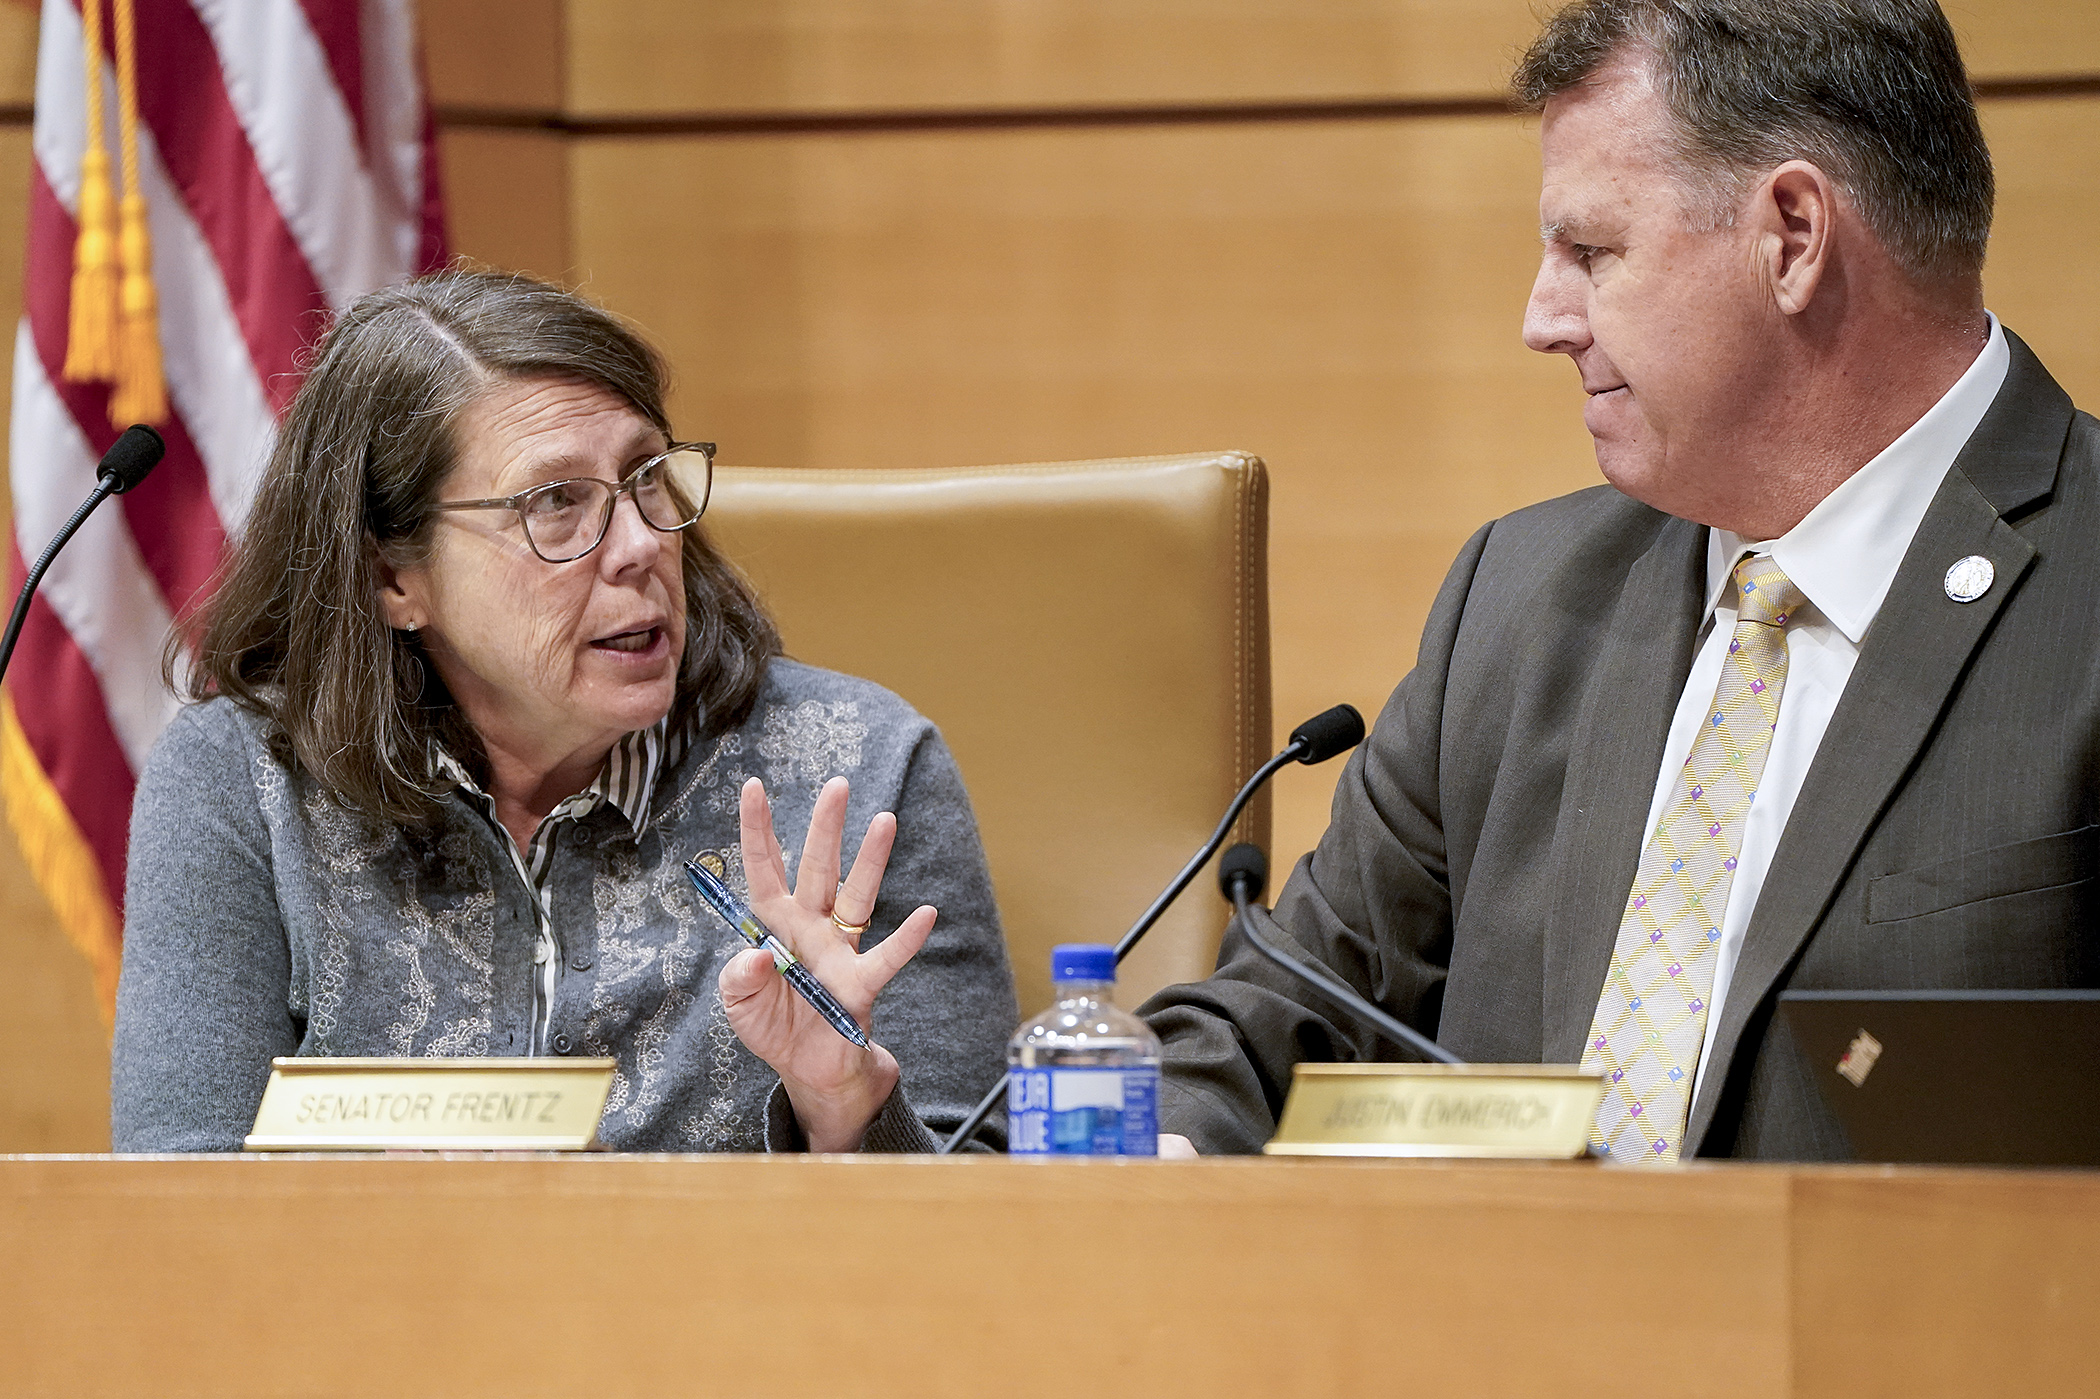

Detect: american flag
6,0,445,1012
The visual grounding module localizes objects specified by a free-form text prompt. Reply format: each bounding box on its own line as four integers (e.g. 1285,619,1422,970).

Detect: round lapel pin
1944,554,1994,603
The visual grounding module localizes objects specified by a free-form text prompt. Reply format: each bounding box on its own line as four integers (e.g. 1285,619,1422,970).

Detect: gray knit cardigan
112,659,1018,1152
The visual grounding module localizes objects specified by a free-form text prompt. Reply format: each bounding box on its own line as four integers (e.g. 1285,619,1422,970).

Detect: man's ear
1757,160,1837,316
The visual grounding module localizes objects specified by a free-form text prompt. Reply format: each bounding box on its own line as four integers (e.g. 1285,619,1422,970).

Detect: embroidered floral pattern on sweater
669,731,752,817
300,787,395,1051
684,982,747,1151
673,841,753,1149
406,884,497,1058
758,700,869,796
384,940,435,1053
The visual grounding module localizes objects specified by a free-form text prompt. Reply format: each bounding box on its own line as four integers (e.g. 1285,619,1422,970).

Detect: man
1145,0,2100,1161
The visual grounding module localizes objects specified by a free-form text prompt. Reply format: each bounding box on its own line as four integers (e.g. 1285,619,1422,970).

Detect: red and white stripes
8,0,445,1006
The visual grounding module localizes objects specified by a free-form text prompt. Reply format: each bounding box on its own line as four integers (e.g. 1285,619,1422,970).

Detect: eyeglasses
430,442,716,564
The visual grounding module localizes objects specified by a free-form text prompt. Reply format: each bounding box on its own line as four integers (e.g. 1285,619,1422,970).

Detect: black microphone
1219,842,1462,1065
937,703,1368,1154
1217,841,1268,903
1288,704,1365,764
0,425,166,687
97,423,165,494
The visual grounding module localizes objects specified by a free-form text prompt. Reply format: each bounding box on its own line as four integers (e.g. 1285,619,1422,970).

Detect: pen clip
681,857,751,939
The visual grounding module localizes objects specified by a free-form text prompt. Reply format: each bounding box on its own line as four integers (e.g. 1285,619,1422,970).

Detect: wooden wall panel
421,0,564,112
0,1,34,107
566,1,1540,116
564,0,2100,118
436,129,571,280
569,116,1600,862
1948,1,2100,80
1979,97,2100,403
0,829,107,1152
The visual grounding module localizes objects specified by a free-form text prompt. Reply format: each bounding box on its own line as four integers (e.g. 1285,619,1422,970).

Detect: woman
112,270,1017,1152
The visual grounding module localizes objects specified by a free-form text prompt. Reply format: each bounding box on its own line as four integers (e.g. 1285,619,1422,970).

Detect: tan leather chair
704,452,1270,1018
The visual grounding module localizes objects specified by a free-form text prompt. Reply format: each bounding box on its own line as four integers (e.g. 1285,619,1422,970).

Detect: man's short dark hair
1513,0,1992,285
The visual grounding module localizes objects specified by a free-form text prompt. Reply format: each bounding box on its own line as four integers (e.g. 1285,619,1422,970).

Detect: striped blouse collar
432,715,682,837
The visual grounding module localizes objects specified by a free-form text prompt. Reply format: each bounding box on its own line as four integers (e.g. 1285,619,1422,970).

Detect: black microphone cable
1220,842,1461,1065
936,703,1367,1154
1108,703,1362,969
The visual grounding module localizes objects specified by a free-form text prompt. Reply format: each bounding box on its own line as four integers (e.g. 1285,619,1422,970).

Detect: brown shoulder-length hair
180,268,780,825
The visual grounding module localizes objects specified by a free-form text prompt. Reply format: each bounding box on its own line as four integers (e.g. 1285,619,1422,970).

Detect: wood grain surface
550,0,2100,117
6,1154,2097,1397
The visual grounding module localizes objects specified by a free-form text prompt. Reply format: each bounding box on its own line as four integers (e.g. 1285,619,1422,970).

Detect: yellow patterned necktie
1581,554,1805,1163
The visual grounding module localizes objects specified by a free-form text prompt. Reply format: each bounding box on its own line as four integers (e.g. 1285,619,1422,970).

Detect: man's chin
1593,448,1675,512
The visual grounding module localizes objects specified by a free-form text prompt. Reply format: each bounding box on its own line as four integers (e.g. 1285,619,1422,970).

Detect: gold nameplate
243,1057,617,1152
1264,1063,1606,1158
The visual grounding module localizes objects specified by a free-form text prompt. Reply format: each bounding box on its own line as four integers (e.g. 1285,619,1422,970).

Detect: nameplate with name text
244,1057,617,1152
1264,1063,1606,1158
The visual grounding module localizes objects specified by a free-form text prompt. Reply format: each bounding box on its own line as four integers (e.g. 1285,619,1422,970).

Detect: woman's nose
594,487,663,571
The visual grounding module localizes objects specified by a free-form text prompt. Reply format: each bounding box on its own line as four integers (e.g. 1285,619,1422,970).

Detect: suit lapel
1682,331,2074,1152
1540,513,1706,1061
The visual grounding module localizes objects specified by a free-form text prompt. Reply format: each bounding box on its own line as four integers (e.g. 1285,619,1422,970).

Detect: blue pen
683,857,870,1049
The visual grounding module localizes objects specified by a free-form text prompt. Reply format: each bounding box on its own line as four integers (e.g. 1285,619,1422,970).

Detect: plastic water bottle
1006,944,1161,1156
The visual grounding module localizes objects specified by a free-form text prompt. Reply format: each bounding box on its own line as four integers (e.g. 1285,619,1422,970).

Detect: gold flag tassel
107,0,165,426
60,0,119,384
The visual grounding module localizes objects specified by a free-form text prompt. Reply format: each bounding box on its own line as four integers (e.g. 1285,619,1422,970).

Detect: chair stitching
712,451,1258,488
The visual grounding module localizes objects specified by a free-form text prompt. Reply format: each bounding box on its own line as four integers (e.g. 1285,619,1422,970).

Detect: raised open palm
717,775,936,1150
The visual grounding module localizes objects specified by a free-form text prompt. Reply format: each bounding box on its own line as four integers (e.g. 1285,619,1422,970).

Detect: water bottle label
1007,1065,1159,1156
1119,1070,1158,1156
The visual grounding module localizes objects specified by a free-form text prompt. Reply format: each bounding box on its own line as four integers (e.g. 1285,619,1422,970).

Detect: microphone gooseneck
0,425,167,689
1106,702,1364,972
1219,841,1463,1066
936,705,1369,1154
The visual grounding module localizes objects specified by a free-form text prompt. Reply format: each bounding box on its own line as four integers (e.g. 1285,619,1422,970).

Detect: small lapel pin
1943,555,1994,604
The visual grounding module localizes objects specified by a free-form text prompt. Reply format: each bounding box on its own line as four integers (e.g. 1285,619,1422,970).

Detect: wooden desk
4,1154,2096,1397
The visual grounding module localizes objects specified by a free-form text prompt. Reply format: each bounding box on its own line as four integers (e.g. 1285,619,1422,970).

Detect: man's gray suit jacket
1145,330,2100,1159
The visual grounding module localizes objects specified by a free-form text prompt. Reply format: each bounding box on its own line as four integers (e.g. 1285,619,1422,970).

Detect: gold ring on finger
831,908,872,936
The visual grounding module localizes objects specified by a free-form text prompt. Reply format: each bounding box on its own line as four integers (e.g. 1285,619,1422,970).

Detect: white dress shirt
1648,315,2011,1101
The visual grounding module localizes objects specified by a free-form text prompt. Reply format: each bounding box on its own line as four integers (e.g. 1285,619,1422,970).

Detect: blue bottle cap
1051,943,1117,983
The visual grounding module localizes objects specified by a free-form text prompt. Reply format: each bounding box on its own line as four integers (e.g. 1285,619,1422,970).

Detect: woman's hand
717,774,936,1152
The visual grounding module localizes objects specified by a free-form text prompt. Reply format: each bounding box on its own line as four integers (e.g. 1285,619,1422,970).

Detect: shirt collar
433,715,678,837
1704,313,2010,643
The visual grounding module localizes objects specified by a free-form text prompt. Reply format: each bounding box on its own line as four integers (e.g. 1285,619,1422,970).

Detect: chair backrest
704,452,1270,1018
